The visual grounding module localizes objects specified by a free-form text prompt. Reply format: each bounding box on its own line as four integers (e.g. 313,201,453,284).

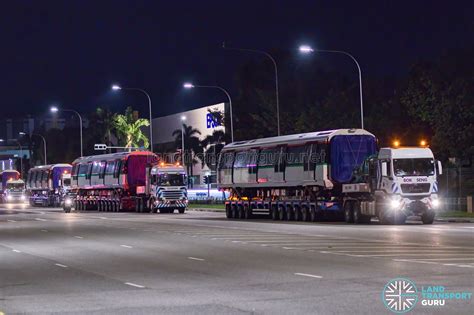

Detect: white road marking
12,249,21,253
35,218,47,221
55,263,68,268
294,273,323,279
443,263,474,268
120,245,133,248
41,229,48,232
188,257,205,261
125,282,145,288
405,257,474,261
74,236,83,239
7,219,16,222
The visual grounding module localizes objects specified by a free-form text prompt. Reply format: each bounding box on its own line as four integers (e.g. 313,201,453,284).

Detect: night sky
1,0,472,119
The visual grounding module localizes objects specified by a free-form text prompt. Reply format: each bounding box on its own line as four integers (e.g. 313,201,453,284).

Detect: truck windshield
393,158,435,176
157,174,185,186
7,183,24,190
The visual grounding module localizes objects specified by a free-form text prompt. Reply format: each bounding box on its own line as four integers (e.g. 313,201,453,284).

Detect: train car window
287,145,306,166
105,161,115,175
99,161,107,179
258,148,277,167
72,164,79,180
233,151,248,168
219,152,234,170
114,160,122,178
274,147,286,173
310,143,328,171
248,149,258,174
91,162,101,176
86,162,93,179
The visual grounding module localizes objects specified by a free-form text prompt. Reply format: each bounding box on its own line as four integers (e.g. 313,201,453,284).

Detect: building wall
151,103,226,187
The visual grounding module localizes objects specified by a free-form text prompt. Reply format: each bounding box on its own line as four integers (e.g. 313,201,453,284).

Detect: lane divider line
55,263,68,268
12,249,21,253
74,236,84,239
125,282,145,288
188,257,205,261
120,245,133,249
294,273,323,279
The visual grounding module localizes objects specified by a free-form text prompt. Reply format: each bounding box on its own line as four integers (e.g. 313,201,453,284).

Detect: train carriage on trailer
26,164,72,206
217,129,377,220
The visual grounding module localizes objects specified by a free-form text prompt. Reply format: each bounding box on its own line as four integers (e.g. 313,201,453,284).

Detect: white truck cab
343,147,442,224
150,163,188,213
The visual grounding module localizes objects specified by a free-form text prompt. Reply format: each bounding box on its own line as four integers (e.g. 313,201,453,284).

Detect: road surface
0,204,472,314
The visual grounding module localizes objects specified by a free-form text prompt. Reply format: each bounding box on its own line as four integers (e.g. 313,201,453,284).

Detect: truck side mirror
381,162,388,177
437,160,443,175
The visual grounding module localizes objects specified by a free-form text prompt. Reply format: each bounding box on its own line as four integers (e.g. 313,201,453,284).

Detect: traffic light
203,175,210,185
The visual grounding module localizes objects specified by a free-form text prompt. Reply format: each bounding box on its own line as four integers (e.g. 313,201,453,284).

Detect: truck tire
421,211,435,224
344,201,354,223
178,207,185,214
286,205,294,221
278,205,286,221
238,205,245,219
244,204,252,219
353,201,371,224
225,204,232,218
294,205,302,221
232,205,239,219
301,205,310,222
271,204,278,220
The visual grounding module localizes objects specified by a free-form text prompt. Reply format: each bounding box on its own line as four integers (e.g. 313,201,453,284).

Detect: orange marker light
420,140,427,146
393,140,400,147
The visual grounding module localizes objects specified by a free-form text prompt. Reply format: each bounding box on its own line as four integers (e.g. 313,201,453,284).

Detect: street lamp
183,82,234,143
299,44,365,129
111,84,153,151
222,42,280,136
50,105,83,157
180,115,186,161
20,132,47,165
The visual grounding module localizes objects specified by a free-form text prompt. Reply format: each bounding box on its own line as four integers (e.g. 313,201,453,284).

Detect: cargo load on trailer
26,164,72,206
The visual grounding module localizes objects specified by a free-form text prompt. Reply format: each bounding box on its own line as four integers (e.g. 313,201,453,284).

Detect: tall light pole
180,115,187,187
299,45,365,129
112,85,154,151
50,106,83,157
183,82,234,142
222,42,280,136
20,132,47,165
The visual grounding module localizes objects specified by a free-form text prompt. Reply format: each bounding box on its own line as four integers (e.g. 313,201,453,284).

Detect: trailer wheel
278,205,286,221
271,204,278,220
344,201,354,223
352,201,371,224
236,205,244,219
301,205,310,222
293,205,302,221
225,204,232,218
286,205,294,221
231,204,238,219
178,207,185,214
243,204,252,219
421,211,435,224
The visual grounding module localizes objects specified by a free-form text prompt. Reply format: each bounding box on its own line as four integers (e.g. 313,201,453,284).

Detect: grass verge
437,211,474,218
189,203,225,210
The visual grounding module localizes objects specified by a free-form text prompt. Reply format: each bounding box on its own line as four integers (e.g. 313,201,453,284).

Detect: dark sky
1,0,473,119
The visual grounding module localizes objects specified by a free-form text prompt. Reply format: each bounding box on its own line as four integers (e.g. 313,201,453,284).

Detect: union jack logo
382,278,418,313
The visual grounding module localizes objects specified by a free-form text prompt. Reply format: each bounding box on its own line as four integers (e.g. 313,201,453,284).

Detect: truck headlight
390,199,401,209
65,199,72,206
7,195,13,201
20,195,26,201
432,199,440,208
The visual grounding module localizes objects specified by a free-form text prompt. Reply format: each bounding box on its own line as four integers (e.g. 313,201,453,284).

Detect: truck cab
3,179,27,203
150,163,188,213
346,147,441,224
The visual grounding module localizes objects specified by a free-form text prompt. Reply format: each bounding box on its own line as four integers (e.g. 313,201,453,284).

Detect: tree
172,124,202,185
113,107,150,150
200,130,228,171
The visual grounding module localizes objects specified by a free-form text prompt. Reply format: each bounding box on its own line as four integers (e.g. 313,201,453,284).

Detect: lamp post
20,132,47,165
112,84,153,151
180,115,187,187
222,42,280,136
50,106,83,157
183,83,234,143
299,45,365,129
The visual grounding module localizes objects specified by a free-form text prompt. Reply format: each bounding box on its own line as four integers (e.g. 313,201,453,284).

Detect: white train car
217,129,377,220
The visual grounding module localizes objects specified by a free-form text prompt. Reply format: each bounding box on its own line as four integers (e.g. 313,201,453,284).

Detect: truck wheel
225,204,232,218
301,205,310,222
344,201,354,223
421,211,435,224
244,205,252,219
353,202,364,224
271,204,278,220
294,205,302,221
236,205,244,219
286,205,294,221
178,207,185,214
276,205,284,221
231,205,238,219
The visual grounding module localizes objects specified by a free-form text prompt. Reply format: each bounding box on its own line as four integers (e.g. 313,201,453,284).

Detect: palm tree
113,107,150,150
96,107,116,152
172,124,202,186
200,130,229,171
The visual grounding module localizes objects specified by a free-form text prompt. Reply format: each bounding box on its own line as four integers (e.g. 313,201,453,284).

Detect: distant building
151,103,227,187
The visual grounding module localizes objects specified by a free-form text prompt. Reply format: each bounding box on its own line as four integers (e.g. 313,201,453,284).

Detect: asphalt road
0,204,472,314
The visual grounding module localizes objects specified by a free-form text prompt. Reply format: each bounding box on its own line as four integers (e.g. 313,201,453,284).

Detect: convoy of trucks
5,127,442,225
69,151,188,213
217,129,441,224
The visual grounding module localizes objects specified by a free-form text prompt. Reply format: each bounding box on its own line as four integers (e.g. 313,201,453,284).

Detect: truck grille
400,183,431,194
158,189,186,200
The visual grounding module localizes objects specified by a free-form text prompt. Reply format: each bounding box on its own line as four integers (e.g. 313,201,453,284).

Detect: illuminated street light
183,82,234,142
50,105,83,156
299,44,365,129
111,84,153,150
